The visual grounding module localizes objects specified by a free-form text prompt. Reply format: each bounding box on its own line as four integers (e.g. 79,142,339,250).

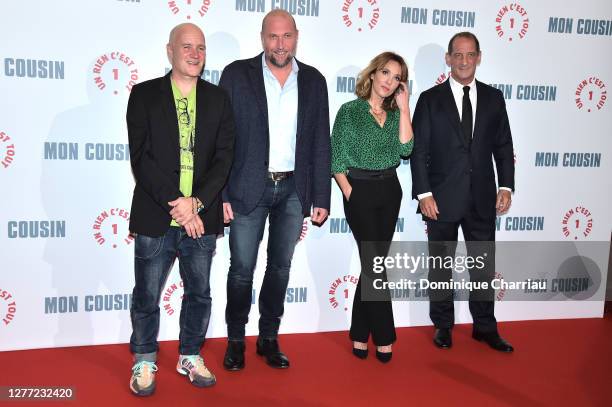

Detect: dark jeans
226,177,304,340
344,173,402,346
426,201,497,333
130,227,216,356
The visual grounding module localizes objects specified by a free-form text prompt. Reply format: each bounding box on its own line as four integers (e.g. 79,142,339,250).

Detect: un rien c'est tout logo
495,3,529,42
92,208,134,248
162,278,184,316
168,0,213,19
341,0,380,32
92,52,139,96
328,274,358,311
1,288,17,327
575,77,607,112
561,206,593,240
0,131,16,169
435,71,452,85
299,220,308,241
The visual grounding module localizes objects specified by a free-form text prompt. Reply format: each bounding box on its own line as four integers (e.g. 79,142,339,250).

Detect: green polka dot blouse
331,98,413,174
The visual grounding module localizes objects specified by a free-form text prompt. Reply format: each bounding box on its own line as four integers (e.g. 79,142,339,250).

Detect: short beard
268,51,293,68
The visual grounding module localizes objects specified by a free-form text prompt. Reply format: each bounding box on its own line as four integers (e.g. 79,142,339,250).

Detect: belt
268,171,294,181
347,166,397,180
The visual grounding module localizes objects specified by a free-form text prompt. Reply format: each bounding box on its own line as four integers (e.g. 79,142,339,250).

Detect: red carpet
1,315,610,406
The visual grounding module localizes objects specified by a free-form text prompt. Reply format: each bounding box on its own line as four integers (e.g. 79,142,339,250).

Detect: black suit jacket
218,53,331,216
411,79,514,222
127,72,235,236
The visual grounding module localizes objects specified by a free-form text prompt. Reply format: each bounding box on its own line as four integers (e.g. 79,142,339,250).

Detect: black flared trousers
344,172,402,346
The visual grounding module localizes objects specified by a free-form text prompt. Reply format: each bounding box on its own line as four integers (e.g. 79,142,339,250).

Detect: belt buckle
270,172,282,182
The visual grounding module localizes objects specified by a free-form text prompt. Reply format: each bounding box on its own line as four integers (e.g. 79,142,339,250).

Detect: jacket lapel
473,80,486,144
440,79,467,147
194,78,207,169
296,58,305,142
248,54,269,129
160,73,180,165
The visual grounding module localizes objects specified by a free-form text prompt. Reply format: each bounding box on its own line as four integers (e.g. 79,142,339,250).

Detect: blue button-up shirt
262,53,299,172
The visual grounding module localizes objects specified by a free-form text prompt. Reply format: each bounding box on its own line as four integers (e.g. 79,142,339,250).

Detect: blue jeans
130,227,216,357
226,177,304,340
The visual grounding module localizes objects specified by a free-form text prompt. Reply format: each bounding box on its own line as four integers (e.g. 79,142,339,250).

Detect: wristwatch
195,197,204,213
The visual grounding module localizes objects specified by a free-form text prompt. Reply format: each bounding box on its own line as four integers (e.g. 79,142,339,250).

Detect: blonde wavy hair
355,52,408,111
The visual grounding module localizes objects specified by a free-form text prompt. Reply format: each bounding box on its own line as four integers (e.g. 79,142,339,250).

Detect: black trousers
426,199,497,333
343,173,402,346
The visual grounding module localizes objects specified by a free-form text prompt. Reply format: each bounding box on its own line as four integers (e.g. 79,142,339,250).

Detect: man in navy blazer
411,32,515,353
218,10,331,370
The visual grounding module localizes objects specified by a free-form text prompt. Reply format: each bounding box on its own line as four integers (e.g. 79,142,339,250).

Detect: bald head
167,23,206,82
168,23,204,45
260,9,299,69
261,9,297,33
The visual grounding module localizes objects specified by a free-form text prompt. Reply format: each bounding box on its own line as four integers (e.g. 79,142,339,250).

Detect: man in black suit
126,23,234,396
218,9,330,370
411,32,515,352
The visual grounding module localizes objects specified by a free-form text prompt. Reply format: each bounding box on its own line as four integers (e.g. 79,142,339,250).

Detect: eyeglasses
177,98,191,126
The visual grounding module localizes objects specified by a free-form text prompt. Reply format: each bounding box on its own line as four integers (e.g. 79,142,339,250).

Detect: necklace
368,101,386,127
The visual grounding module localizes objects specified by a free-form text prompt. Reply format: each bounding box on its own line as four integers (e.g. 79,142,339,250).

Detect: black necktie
461,85,472,145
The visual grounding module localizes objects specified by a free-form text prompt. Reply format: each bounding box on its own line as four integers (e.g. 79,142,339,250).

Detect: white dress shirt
262,53,299,172
449,74,476,128
417,76,510,201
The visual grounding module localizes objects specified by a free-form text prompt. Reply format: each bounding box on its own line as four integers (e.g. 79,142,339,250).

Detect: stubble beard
268,50,293,68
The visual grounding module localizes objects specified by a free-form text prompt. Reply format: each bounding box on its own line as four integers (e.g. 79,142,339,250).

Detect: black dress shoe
472,331,514,352
375,350,392,363
352,347,368,359
256,338,290,369
433,328,452,349
223,340,245,371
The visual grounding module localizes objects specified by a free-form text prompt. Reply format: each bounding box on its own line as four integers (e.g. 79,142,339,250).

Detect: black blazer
410,79,514,222
218,53,331,216
127,72,235,236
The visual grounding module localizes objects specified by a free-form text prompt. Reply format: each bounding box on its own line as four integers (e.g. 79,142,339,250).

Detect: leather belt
268,171,294,181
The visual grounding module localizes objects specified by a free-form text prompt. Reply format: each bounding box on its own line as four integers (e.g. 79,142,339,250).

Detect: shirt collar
449,75,476,92
261,52,299,74
170,78,197,100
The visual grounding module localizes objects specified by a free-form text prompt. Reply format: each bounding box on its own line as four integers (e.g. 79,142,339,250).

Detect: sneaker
129,361,157,396
176,355,216,387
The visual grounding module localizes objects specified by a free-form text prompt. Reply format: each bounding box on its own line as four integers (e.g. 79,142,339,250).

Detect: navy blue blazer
410,79,514,222
219,53,331,216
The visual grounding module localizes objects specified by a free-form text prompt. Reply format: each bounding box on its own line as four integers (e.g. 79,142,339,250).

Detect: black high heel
352,347,368,359
375,349,392,363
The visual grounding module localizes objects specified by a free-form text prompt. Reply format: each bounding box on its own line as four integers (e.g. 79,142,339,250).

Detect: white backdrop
1,0,610,351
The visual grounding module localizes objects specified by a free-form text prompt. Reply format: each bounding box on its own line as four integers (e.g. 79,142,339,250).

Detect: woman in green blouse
331,52,414,363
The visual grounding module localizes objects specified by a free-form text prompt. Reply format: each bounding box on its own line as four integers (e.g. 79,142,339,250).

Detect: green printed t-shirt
170,80,197,226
